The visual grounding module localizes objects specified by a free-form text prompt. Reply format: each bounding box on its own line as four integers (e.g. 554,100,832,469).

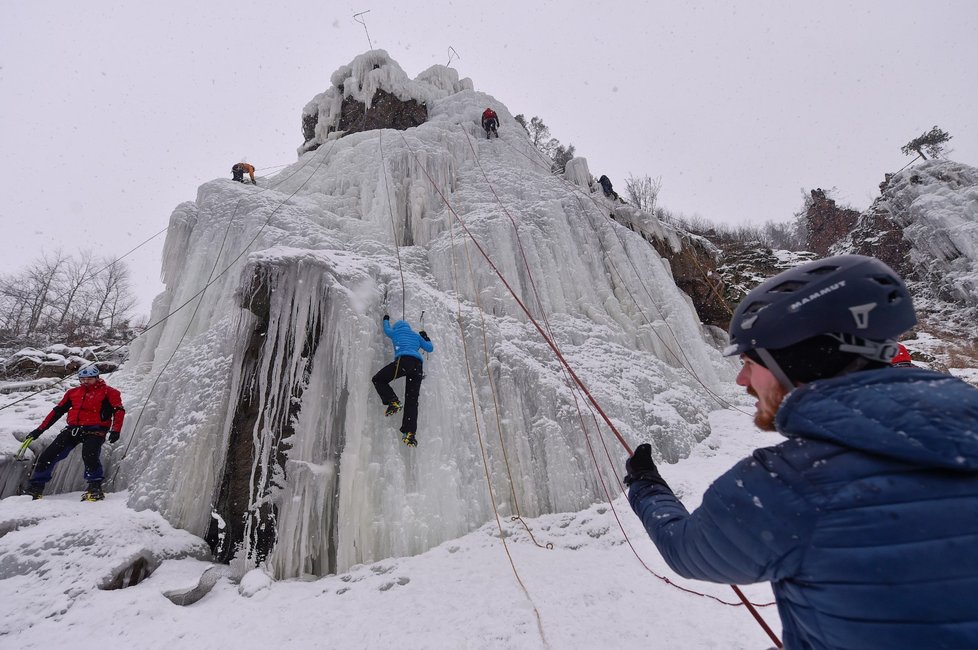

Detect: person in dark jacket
21,365,125,501
597,174,619,201
625,254,978,649
372,315,434,448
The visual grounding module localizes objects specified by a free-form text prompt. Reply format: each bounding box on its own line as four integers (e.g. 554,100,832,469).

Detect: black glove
24,429,42,443
624,443,668,488
419,330,430,342
108,430,121,443
383,314,390,321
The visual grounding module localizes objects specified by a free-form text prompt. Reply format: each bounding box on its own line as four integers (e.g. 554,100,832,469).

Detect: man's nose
735,365,750,387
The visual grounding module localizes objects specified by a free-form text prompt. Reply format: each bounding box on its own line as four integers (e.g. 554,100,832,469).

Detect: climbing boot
385,400,402,417
401,431,418,448
81,482,105,502
22,483,44,500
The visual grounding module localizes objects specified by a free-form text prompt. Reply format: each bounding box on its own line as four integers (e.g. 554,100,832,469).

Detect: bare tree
513,113,579,174
24,252,65,335
0,252,138,344
526,116,552,151
624,175,663,213
92,261,137,330
54,254,96,328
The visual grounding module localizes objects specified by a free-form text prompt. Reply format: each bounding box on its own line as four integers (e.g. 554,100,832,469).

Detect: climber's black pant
372,356,424,433
30,426,105,485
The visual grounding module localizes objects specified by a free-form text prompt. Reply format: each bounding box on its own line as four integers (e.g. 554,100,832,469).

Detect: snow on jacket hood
777,367,978,470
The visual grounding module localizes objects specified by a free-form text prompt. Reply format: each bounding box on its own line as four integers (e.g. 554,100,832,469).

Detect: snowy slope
80,50,740,578
0,404,781,650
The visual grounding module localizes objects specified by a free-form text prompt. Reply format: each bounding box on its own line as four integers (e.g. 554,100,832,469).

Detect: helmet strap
826,333,898,363
755,348,797,392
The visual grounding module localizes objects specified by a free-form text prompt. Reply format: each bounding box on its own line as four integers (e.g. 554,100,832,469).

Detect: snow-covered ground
1,379,782,649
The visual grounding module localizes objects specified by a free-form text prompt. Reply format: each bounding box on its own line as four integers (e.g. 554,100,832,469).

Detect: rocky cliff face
643,230,732,330
302,88,428,151
804,188,860,257
665,160,978,373
299,49,471,154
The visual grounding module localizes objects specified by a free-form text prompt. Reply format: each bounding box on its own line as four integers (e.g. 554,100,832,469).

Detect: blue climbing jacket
383,319,433,362
629,368,978,650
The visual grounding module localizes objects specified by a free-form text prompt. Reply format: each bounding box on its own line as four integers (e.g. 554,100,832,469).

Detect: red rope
399,131,634,455
406,129,783,646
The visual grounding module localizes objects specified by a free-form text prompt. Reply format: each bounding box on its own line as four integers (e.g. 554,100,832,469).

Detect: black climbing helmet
724,254,917,358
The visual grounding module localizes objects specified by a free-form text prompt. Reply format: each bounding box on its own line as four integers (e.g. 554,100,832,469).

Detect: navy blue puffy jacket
629,368,978,649
383,319,433,361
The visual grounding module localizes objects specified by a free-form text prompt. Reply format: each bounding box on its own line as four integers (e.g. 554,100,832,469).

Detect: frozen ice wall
112,51,735,578
880,160,978,306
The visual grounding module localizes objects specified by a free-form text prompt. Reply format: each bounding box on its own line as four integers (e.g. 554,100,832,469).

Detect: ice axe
14,436,33,462
419,310,430,366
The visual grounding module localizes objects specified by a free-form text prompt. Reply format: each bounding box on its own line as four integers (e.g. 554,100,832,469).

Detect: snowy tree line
0,252,138,345
621,172,809,251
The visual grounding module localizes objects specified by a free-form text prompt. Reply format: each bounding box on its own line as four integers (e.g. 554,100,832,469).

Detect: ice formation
879,161,978,306
107,51,735,578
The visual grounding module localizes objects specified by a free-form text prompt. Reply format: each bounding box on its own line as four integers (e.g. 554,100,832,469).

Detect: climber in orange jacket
232,162,256,184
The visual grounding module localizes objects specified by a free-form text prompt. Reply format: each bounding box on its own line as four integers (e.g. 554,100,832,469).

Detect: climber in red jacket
21,365,125,501
481,108,499,139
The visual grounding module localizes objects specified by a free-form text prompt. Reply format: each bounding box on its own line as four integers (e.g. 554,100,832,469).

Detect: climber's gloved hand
624,443,669,488
23,429,42,443
108,430,121,444
419,330,430,342
383,314,390,321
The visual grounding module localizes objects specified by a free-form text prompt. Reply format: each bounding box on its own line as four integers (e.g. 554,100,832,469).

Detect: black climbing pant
372,356,424,433
29,426,105,485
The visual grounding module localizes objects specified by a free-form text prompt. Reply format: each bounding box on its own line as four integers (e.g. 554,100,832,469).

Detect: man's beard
747,384,789,431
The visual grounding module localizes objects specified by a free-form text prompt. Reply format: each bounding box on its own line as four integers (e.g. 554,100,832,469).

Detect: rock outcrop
804,188,860,257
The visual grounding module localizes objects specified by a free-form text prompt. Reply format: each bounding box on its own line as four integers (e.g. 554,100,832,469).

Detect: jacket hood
392,320,412,331
777,368,978,470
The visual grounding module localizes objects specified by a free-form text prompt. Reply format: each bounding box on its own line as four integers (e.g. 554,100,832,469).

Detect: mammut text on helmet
789,280,845,312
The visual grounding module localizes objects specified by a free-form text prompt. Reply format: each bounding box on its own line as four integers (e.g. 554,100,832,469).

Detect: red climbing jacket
37,379,126,435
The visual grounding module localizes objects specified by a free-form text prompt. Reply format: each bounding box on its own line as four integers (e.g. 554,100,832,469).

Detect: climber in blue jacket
372,314,433,448
625,254,978,649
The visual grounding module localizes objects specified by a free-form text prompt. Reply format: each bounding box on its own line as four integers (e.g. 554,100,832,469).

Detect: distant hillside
647,159,978,377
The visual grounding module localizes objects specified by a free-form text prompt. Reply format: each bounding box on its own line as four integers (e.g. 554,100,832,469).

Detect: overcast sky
3,1,976,313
